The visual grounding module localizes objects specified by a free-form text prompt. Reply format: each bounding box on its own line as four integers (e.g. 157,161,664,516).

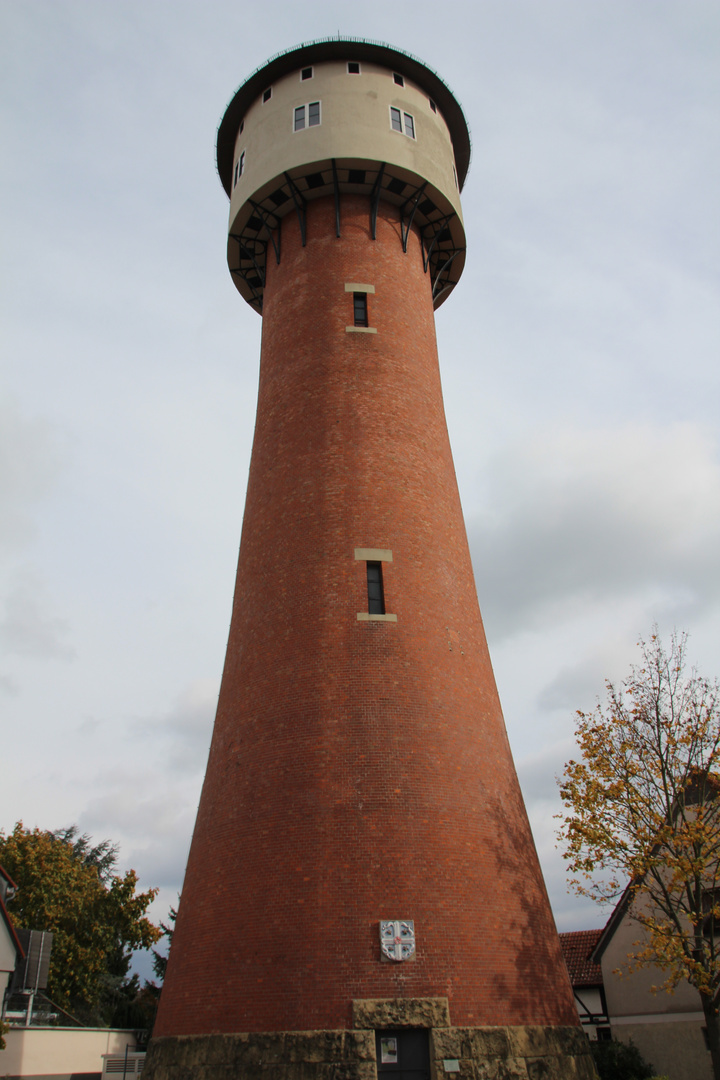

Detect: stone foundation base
144,1016,596,1079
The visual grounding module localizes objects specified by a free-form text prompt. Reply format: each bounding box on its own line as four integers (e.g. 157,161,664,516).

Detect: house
591,890,713,1080
558,929,609,1040
561,913,713,1080
0,865,23,1008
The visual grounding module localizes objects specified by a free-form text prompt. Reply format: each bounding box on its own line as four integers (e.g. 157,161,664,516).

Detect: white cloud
469,423,720,639
0,399,66,552
0,571,75,661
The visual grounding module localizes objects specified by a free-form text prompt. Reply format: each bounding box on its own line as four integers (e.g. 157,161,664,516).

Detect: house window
393,72,404,86
294,102,321,131
353,293,368,327
347,61,360,74
301,66,313,80
390,107,415,138
262,87,272,103
367,563,385,615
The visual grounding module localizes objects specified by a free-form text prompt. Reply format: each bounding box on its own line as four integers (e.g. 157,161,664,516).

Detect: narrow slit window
353,292,368,327
294,106,306,131
390,106,403,133
233,151,245,188
367,562,385,615
308,101,320,126
404,112,415,138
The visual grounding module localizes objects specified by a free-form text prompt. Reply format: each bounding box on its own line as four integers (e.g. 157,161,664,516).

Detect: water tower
145,39,594,1080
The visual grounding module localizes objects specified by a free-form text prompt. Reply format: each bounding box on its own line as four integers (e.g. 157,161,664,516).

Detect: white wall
2,1027,136,1077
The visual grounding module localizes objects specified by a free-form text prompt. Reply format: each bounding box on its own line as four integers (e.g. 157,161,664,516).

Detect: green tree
557,632,720,1079
0,823,160,1025
151,904,176,983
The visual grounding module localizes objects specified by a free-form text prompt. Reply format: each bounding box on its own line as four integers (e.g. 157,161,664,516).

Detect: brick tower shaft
154,196,576,1034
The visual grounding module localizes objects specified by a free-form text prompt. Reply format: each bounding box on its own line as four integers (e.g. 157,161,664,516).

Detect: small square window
429,99,437,113
393,72,404,87
347,61,360,74
301,66,313,80
263,87,272,103
390,106,403,133
308,101,320,126
404,112,415,139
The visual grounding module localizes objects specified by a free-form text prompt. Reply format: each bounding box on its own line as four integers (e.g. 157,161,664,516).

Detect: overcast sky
2,1,719,972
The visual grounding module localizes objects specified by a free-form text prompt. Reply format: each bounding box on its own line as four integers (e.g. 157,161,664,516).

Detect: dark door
376,1029,430,1080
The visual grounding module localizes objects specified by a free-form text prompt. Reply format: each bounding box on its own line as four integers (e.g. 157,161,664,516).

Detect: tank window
262,87,272,103
390,107,415,139
393,72,404,87
347,61,361,74
353,293,368,328
294,102,321,131
429,99,437,113
301,66,313,80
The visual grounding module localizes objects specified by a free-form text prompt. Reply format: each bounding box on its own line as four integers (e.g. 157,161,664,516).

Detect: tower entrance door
375,1030,430,1080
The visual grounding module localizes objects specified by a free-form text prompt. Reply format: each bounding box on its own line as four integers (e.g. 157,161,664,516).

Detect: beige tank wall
229,59,463,227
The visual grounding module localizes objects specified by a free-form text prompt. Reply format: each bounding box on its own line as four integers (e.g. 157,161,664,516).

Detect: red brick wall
154,195,578,1035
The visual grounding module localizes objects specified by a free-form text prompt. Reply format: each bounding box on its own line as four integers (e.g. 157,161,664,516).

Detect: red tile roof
559,929,604,987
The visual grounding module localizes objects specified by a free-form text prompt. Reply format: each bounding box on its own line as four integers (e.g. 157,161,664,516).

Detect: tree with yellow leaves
0,823,160,1026
557,631,720,1079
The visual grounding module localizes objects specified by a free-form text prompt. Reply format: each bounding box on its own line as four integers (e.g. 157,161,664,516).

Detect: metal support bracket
284,171,307,247
399,182,428,254
422,213,455,273
247,200,281,265
332,159,341,238
369,164,386,240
